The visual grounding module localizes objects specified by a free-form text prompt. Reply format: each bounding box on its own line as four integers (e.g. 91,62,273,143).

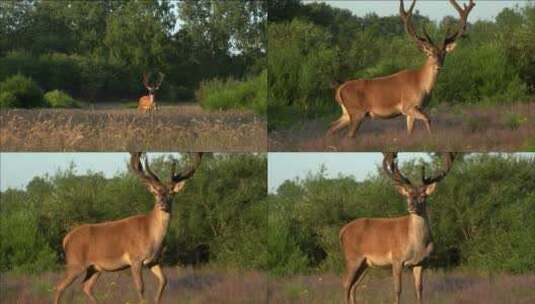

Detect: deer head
130,152,203,213
400,0,475,70
142,72,165,95
383,152,456,214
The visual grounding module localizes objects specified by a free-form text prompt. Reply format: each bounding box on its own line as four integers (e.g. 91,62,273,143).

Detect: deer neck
149,94,154,103
408,212,432,247
419,57,440,94
149,205,171,247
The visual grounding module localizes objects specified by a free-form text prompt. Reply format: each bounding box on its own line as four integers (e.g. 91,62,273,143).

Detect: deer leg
328,116,350,135
407,108,432,134
406,115,415,134
130,263,145,302
149,264,167,304
343,257,367,304
412,266,423,304
54,265,85,304
392,263,403,304
347,112,366,138
81,268,101,304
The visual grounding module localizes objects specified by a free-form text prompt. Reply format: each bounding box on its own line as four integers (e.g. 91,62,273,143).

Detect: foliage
198,70,267,115
0,0,266,104
0,91,18,108
0,74,45,108
0,154,267,273
268,154,535,275
268,1,535,129
43,90,79,108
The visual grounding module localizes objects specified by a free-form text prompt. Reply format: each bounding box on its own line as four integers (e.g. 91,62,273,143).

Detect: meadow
269,102,535,151
0,103,266,151
1,267,267,304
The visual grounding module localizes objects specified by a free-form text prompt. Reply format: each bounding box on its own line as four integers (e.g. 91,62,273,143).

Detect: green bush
0,74,46,108
197,70,266,115
0,92,19,108
43,90,80,108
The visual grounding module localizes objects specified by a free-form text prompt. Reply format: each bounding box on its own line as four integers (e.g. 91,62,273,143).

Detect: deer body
329,0,474,138
62,206,170,272
340,214,433,269
54,152,202,304
138,94,156,113
336,58,439,120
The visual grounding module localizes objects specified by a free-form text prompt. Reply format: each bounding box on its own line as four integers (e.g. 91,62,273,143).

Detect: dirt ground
0,103,266,151
269,102,535,152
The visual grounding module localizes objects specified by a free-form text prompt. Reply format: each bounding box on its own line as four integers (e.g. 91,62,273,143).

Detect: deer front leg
412,266,423,304
406,115,415,134
406,108,431,134
392,262,403,304
149,264,167,304
130,262,145,302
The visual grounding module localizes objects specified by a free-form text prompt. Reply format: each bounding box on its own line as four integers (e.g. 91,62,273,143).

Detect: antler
421,152,456,185
170,152,203,184
400,0,435,50
443,0,475,46
130,152,164,192
142,72,150,89
155,72,165,89
383,152,413,188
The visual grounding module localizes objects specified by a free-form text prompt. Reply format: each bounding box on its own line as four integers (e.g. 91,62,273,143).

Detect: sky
313,0,529,22
0,153,183,191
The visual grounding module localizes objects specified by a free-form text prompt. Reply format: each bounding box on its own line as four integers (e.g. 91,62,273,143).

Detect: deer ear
171,181,186,193
445,42,457,53
395,185,411,197
425,183,437,195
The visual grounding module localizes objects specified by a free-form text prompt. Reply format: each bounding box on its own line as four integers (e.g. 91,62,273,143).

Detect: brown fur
138,95,155,113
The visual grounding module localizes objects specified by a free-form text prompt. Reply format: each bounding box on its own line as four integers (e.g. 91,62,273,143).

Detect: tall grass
197,70,266,115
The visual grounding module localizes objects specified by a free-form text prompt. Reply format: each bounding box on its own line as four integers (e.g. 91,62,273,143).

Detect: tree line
268,0,535,129
0,0,266,108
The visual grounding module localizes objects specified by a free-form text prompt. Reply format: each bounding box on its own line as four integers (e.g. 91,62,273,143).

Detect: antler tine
422,152,456,185
130,152,163,190
143,154,162,183
171,152,203,183
142,72,150,88
400,0,435,49
444,0,476,45
382,152,413,187
155,72,165,89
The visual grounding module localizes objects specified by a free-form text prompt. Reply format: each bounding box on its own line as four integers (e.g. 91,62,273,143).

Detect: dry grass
269,102,535,151
0,103,266,151
269,271,535,304
0,267,267,304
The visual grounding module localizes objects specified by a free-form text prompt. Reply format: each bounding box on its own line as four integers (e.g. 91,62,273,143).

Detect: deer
138,72,165,113
53,152,203,304
328,0,475,138
340,152,456,304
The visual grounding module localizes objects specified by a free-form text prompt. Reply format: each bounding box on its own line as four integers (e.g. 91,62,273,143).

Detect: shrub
197,70,266,115
43,90,79,108
0,92,20,108
0,74,46,108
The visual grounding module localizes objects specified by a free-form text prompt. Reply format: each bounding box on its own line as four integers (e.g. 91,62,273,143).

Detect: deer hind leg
406,115,415,134
149,264,167,304
343,257,367,304
407,108,432,134
347,111,366,138
81,267,101,304
54,264,85,304
130,262,145,302
392,262,403,304
328,115,351,135
412,266,423,304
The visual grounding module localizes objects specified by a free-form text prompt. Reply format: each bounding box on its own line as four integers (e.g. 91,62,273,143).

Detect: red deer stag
138,72,165,113
54,152,203,304
328,0,475,138
340,152,456,304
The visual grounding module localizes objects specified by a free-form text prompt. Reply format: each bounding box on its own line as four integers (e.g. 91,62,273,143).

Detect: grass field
2,269,533,303
0,267,267,304
269,102,535,151
269,271,535,304
0,103,266,151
